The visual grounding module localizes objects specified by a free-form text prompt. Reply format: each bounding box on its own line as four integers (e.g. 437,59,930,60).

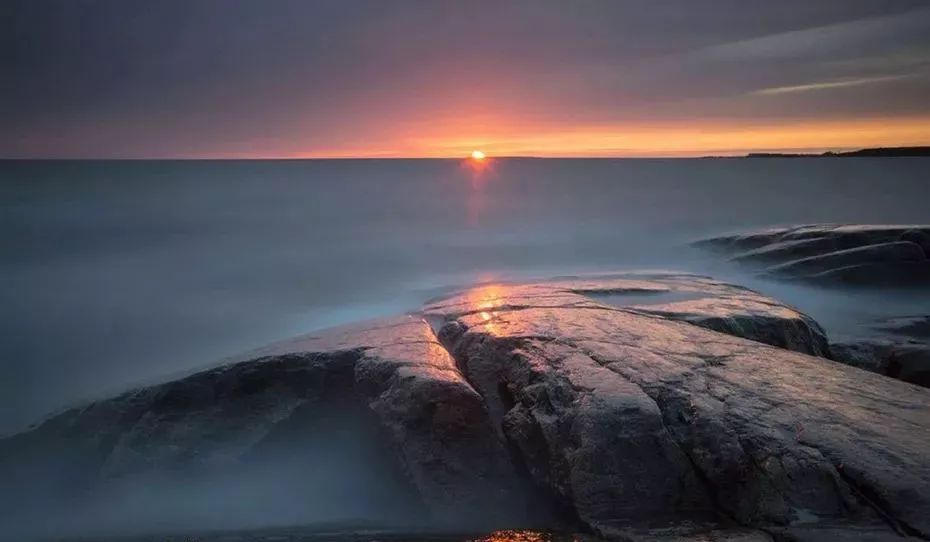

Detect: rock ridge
694,224,930,287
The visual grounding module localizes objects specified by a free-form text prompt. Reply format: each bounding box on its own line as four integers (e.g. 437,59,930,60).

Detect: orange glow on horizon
263,115,930,160
423,116,930,158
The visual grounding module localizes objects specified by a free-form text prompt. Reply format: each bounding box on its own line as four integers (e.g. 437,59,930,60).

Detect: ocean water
2,157,929,434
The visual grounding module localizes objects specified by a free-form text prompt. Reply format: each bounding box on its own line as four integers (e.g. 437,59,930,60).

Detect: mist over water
2,157,929,434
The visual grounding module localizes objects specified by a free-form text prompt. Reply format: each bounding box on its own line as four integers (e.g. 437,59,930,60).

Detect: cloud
698,6,930,62
4,0,930,157
752,75,912,96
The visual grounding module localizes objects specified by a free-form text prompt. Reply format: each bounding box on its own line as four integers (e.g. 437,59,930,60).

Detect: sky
3,0,930,158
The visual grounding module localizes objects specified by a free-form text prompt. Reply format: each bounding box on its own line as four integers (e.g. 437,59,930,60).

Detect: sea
2,157,929,435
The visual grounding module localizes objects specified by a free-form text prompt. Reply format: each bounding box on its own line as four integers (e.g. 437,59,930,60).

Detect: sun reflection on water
460,152,496,225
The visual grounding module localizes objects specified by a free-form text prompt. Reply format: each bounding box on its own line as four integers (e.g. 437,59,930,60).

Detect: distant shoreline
743,146,930,158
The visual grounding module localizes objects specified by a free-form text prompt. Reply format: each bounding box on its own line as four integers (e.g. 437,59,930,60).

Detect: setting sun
471,150,486,160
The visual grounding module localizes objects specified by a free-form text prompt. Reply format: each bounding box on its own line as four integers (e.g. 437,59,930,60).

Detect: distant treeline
746,146,930,158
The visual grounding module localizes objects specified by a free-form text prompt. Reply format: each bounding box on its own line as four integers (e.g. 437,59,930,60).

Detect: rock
603,274,831,358
831,340,930,387
605,527,775,541
829,340,898,374
731,237,851,265
423,275,930,538
901,229,930,258
723,232,930,387
3,274,930,541
694,224,930,287
0,316,527,539
434,274,830,358
696,225,921,253
830,315,930,388
766,241,927,282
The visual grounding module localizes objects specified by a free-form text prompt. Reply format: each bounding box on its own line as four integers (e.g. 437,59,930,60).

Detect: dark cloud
3,0,930,157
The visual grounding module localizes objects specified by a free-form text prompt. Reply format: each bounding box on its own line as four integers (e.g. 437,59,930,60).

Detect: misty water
2,157,929,436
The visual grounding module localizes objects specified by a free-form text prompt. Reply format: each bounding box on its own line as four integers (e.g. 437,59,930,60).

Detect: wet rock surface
695,224,930,287
3,274,930,541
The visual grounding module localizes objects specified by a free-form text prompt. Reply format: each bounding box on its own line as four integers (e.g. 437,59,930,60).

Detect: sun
470,150,486,161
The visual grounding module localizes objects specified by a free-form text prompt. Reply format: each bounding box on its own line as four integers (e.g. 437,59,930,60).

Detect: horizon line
5,144,930,161
4,145,930,161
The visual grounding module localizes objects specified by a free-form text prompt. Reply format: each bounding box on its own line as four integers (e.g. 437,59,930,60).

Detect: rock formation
694,224,930,287
2,274,929,541
693,224,930,387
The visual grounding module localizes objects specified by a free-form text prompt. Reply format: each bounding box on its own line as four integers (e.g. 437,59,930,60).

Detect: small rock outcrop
2,274,929,541
831,315,930,388
695,224,930,287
